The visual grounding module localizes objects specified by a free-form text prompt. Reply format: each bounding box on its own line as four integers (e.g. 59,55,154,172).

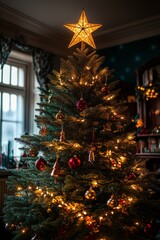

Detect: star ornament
64,10,102,49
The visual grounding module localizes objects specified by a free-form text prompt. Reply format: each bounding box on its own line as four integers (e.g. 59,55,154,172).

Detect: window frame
0,50,37,157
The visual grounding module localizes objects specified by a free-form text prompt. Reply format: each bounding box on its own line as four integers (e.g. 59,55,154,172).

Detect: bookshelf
136,57,160,170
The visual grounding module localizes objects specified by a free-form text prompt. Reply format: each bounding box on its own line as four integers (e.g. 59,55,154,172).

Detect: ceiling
0,0,160,56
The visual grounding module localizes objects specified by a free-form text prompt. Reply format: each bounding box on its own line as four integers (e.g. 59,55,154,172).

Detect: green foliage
3,44,160,240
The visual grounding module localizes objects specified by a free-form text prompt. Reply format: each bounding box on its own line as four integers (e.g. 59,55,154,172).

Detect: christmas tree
3,10,160,240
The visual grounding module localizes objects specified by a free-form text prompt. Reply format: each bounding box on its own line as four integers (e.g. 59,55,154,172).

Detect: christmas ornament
101,86,109,94
118,198,127,206
21,152,27,157
76,97,87,111
60,130,65,142
127,173,136,180
35,157,47,171
55,110,65,121
39,125,49,136
64,9,102,49
85,187,96,200
110,158,122,169
5,223,17,231
88,148,95,163
144,220,159,238
88,128,97,163
59,124,65,142
51,158,65,178
68,155,81,169
28,148,38,158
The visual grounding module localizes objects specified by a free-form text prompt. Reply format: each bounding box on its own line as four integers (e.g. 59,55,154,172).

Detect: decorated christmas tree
3,10,160,240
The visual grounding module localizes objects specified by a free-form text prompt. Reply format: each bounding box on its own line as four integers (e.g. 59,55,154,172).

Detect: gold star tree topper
64,10,102,49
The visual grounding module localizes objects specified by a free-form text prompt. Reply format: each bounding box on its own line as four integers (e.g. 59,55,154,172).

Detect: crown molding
0,2,160,55
96,15,160,49
0,3,68,56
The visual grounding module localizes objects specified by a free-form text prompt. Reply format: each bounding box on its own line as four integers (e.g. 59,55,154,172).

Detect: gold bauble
85,187,96,200
55,110,65,121
28,148,38,158
39,125,49,136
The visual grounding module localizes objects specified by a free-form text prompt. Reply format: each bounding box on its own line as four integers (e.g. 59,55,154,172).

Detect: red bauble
35,157,47,171
118,198,126,205
101,86,109,94
21,153,27,157
68,155,81,169
127,173,136,180
76,97,87,111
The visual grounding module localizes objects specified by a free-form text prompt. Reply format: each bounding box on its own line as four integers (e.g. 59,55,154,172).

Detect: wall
98,35,160,95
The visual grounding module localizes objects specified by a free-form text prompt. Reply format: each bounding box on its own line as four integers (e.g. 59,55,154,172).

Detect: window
0,50,39,160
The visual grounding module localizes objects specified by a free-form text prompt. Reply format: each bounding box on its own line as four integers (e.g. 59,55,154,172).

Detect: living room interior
0,1,160,239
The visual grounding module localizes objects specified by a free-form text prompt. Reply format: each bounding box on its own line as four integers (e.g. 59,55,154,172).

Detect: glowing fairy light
92,180,98,187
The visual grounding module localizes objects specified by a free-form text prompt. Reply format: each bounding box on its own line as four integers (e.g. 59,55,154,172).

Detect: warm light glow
64,10,102,48
128,197,133,202
131,184,142,191
92,180,98,187
21,228,27,234
35,188,43,195
99,216,103,221
57,146,63,150
127,134,134,140
77,213,82,217
73,143,81,148
83,210,87,215
106,150,112,156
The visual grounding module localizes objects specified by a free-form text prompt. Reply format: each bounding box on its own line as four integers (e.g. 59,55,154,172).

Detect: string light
106,150,112,156
92,180,98,187
137,85,159,99
21,228,27,234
